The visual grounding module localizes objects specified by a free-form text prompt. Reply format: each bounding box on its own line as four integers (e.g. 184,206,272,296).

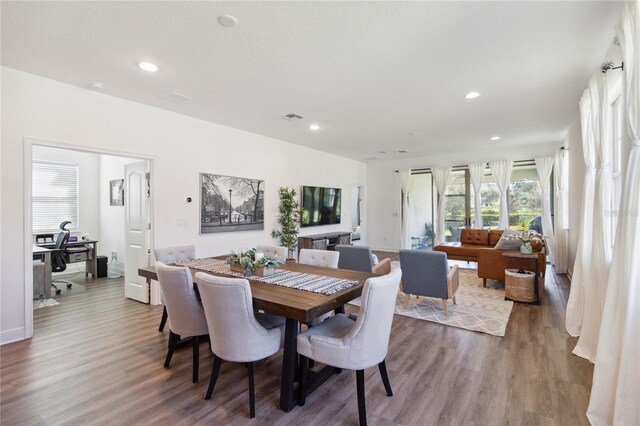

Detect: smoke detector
283,113,304,120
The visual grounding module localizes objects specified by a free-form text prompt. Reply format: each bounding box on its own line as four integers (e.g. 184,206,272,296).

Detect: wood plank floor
1,255,593,425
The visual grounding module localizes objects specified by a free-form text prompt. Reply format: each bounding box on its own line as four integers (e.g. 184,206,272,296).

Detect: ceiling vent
363,156,381,162
162,92,194,103
283,113,304,120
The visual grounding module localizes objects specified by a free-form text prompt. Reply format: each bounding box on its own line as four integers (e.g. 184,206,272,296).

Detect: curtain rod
407,159,535,174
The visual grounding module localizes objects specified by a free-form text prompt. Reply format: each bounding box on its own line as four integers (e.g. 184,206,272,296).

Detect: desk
139,259,375,412
37,240,99,278
33,245,53,298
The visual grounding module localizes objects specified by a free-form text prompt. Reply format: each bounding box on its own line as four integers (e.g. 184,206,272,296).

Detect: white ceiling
1,1,623,161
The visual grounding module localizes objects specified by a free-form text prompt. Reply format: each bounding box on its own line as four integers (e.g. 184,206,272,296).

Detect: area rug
33,298,60,309
349,268,513,337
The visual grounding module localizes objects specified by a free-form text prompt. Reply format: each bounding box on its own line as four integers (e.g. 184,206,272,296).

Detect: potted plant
504,230,546,255
271,187,301,260
227,248,279,277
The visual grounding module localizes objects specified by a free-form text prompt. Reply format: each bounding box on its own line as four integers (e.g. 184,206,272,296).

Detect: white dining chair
255,245,288,263
298,248,340,327
297,268,402,426
155,261,208,383
154,245,197,332
298,249,340,268
195,272,285,418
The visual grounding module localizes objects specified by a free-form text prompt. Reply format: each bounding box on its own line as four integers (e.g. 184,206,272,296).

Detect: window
508,164,542,231
444,169,467,241
32,162,79,232
469,163,542,230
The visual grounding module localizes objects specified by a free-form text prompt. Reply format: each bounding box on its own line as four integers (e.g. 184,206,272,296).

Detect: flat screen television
301,186,342,227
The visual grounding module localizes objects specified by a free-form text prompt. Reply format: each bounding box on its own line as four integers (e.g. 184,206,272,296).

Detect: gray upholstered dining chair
298,248,340,268
399,250,459,316
195,273,285,419
154,245,196,332
155,261,209,383
255,245,288,263
335,245,391,275
297,268,401,426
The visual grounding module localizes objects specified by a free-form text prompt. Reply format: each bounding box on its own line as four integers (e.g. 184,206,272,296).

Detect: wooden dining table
138,258,376,412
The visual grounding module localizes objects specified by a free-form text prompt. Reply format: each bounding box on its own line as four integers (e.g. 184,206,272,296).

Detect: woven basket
505,269,536,302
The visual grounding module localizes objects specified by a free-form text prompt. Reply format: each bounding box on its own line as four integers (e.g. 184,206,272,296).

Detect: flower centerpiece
504,230,546,255
226,248,279,277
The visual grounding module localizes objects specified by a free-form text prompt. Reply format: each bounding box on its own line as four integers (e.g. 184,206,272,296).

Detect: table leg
534,259,540,305
279,318,299,412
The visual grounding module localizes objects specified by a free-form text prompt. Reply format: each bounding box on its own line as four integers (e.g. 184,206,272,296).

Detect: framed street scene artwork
110,179,124,206
200,173,264,234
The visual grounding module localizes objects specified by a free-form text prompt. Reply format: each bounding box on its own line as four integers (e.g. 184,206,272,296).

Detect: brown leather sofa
434,229,546,287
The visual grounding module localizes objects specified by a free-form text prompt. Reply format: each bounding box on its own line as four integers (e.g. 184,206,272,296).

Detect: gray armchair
336,245,391,275
399,250,459,316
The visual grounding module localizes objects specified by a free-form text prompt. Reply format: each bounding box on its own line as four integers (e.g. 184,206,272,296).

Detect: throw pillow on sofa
494,229,522,251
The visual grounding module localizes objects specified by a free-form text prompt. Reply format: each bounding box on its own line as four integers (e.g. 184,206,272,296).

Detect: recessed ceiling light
378,151,387,154
396,150,408,154
490,136,501,141
465,91,480,99
218,15,238,27
138,62,158,72
309,124,320,131
88,81,105,90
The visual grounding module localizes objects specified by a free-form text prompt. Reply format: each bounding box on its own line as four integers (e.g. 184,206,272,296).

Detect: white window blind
32,162,79,232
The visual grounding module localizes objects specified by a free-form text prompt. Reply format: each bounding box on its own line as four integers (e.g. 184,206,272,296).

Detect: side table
502,251,540,305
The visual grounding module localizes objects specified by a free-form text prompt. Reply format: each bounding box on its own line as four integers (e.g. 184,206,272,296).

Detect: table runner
175,258,358,295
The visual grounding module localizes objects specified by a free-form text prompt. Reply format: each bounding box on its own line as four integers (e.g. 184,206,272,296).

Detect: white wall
0,67,366,344
31,146,101,240
99,154,140,266
366,142,561,251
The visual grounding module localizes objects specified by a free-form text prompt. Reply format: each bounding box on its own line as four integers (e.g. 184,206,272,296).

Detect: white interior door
124,161,150,303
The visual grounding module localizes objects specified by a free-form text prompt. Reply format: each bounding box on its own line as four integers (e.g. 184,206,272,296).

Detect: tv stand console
298,231,352,253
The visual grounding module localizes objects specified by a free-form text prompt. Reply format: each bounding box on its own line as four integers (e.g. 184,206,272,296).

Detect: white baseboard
0,327,26,345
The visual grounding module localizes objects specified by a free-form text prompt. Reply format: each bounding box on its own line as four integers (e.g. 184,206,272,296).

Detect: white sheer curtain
432,166,451,246
566,77,599,338
553,148,569,274
535,157,555,263
489,160,513,230
399,170,412,250
573,73,613,362
588,2,640,424
469,162,486,228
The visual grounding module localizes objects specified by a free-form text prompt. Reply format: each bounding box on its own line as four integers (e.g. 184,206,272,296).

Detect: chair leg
483,278,487,287
247,362,255,418
403,293,410,308
205,355,222,400
442,299,449,316
378,360,393,396
159,306,168,332
356,369,367,426
453,295,457,305
192,336,200,383
298,355,308,406
164,330,179,368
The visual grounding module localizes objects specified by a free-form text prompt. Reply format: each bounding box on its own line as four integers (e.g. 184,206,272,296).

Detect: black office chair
51,221,74,295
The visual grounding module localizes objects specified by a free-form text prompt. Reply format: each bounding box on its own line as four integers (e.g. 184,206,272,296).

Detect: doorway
25,139,154,338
